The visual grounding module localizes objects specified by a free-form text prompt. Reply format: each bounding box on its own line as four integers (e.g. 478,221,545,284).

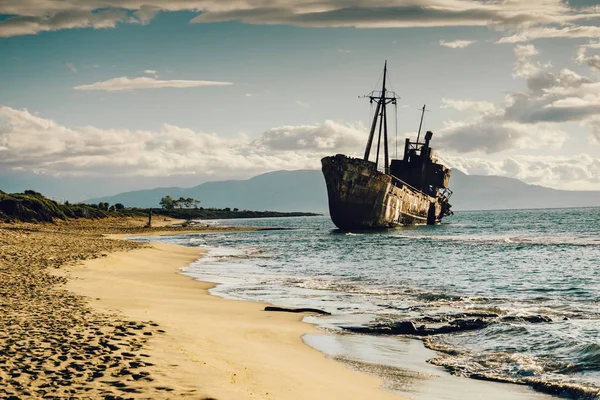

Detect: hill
449,170,600,210
0,190,143,223
86,169,600,212
87,170,328,212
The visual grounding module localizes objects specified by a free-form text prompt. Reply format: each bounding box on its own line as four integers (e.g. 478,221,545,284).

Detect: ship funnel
424,131,433,147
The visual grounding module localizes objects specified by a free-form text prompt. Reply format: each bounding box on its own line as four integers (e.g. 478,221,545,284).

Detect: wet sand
304,334,557,400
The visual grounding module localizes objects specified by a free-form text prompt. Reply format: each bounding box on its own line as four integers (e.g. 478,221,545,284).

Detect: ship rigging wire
382,66,399,159
369,101,374,139
394,102,398,159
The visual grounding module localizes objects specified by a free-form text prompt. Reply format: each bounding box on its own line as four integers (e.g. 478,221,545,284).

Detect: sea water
141,208,600,398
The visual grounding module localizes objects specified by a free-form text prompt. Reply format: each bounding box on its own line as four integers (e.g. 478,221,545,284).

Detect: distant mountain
449,170,600,211
86,169,600,212
86,170,329,212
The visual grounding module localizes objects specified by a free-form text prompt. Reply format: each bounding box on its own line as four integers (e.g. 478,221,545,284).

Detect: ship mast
363,61,399,174
416,104,427,144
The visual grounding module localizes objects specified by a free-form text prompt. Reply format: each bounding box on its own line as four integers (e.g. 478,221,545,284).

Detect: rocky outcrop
342,314,552,337
502,315,552,323
344,319,489,336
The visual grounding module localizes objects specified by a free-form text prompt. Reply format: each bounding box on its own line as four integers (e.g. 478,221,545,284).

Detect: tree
115,203,125,210
176,197,186,209
159,195,174,210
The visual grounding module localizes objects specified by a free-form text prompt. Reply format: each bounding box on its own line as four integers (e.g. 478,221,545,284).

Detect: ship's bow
321,154,392,230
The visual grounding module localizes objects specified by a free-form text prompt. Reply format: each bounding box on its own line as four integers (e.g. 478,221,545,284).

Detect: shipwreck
321,62,453,230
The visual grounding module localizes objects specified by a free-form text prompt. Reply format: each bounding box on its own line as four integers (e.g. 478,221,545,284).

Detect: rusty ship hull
322,154,446,230
321,62,452,230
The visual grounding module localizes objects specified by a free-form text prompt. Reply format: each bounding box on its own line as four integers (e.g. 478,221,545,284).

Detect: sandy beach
0,217,404,399
66,242,406,399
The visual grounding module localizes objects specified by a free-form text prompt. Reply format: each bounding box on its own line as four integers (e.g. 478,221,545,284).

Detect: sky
1,0,600,201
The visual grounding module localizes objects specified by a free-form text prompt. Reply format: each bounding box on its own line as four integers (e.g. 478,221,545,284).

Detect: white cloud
254,120,365,152
0,106,364,178
0,0,599,42
143,69,159,77
583,55,600,72
1,105,599,190
66,63,77,73
0,8,129,38
441,98,500,115
73,76,233,92
338,49,351,53
497,25,600,44
188,0,600,30
588,116,600,143
437,119,567,153
512,44,552,78
439,44,600,151
133,5,161,24
439,39,476,49
504,72,599,127
576,41,600,73
295,100,311,108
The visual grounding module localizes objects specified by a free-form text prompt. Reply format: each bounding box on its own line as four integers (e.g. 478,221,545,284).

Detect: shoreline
136,232,560,400
0,217,562,399
64,240,407,399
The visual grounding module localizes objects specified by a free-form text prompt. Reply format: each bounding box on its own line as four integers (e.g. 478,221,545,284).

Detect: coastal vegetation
152,207,319,220
0,190,141,223
0,190,319,223
155,195,319,219
159,195,201,210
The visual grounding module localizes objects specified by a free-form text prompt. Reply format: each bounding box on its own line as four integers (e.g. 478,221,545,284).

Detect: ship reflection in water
321,62,452,230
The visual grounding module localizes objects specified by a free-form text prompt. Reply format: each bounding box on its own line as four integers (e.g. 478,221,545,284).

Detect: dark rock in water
502,315,552,323
343,326,371,334
418,319,489,335
264,306,330,315
462,312,499,319
522,315,552,323
387,321,418,335
421,316,446,323
450,318,489,330
344,321,417,335
343,319,489,336
417,293,462,302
